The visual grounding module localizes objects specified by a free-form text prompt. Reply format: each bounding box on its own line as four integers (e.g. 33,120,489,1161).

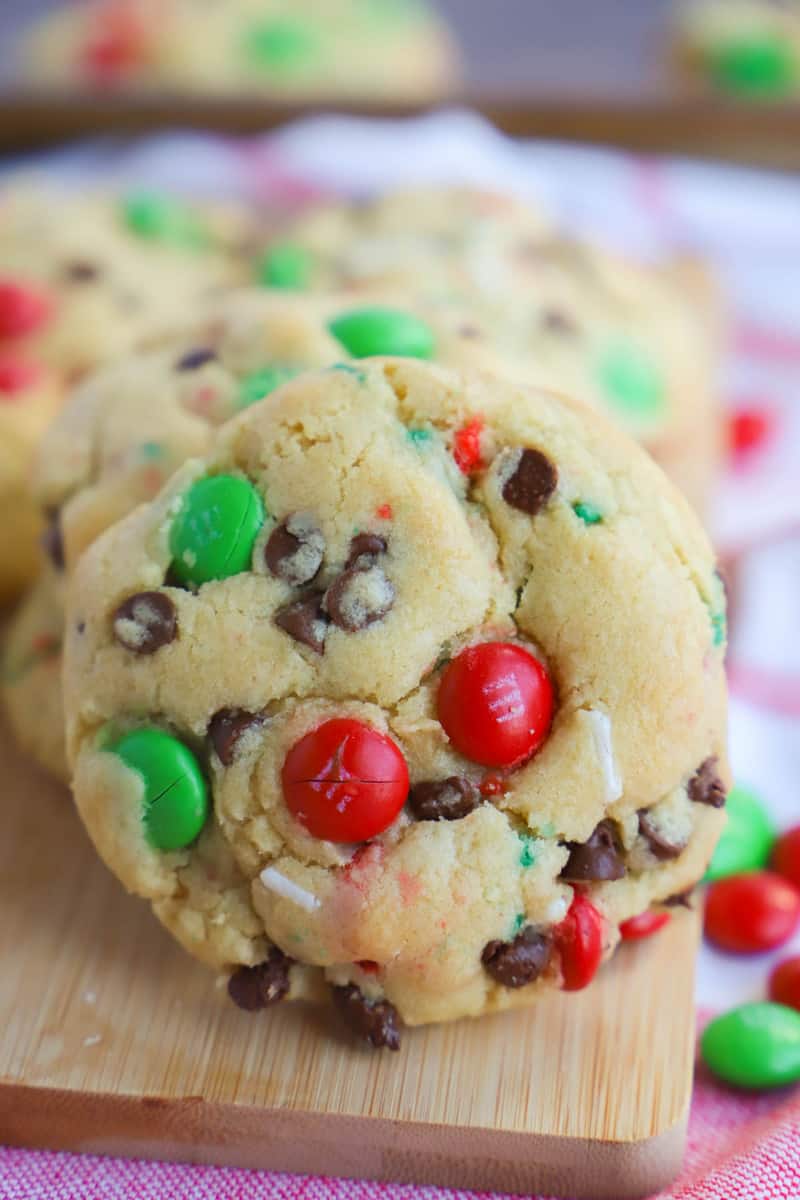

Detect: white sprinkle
545,895,570,924
586,710,622,803
83,990,96,1006
83,1034,102,1047
259,867,321,912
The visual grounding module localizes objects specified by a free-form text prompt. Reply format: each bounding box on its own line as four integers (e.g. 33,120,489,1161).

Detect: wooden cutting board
0,715,698,1199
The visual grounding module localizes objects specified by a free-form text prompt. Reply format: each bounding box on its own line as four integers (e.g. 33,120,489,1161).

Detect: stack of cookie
1,184,729,1050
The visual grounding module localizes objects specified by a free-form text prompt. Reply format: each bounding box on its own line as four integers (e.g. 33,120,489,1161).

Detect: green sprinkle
139,441,164,461
711,609,726,647
255,242,312,290
110,727,209,851
572,500,603,525
238,365,301,408
598,340,665,426
243,19,320,73
512,912,526,936
407,427,433,445
705,569,728,649
122,192,208,249
518,835,537,869
329,306,436,360
329,362,367,381
538,821,556,839
710,38,796,97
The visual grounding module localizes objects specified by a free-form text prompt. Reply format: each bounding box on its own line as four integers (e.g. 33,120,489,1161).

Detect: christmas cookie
63,358,728,1047
22,0,460,102
262,188,723,513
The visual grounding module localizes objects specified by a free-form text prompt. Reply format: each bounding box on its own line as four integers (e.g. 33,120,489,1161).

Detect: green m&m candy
169,474,265,587
111,727,208,851
701,1002,800,1089
122,192,208,249
256,242,312,290
329,306,436,360
238,365,302,408
598,340,665,427
243,19,320,72
705,784,775,882
710,38,796,98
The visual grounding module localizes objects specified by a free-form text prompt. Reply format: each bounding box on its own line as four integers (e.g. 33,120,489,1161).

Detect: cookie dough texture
64,358,728,1031
1,572,68,781
266,188,724,513
23,0,460,101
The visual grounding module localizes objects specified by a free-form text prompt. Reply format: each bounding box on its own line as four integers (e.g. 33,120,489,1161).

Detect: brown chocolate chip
638,809,686,860
481,926,553,988
274,593,329,654
408,776,481,821
541,308,577,335
458,322,482,340
688,757,727,808
41,510,64,570
325,565,394,632
112,592,177,655
501,448,558,515
560,819,625,882
345,532,387,570
227,948,292,1011
176,347,217,372
332,984,400,1051
264,514,325,587
63,259,100,283
208,708,265,766
664,887,696,909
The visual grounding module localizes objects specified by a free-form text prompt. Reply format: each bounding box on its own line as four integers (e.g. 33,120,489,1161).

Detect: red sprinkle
0,355,43,397
729,406,774,461
479,775,505,797
452,417,484,474
356,960,380,975
375,503,393,520
619,910,671,941
80,5,146,81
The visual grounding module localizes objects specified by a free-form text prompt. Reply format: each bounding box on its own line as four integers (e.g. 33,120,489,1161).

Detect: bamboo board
0,715,698,1199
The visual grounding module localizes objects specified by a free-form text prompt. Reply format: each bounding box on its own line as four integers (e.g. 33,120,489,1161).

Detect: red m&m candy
619,909,671,941
704,871,800,953
0,354,43,397
554,891,604,991
282,718,408,843
0,281,54,339
437,642,554,768
772,825,800,891
769,956,800,1013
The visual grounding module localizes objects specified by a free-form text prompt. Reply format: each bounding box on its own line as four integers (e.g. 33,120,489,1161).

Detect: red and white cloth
2,111,799,1197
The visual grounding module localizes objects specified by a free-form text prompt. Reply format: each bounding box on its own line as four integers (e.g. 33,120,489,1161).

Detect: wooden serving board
0,715,698,1199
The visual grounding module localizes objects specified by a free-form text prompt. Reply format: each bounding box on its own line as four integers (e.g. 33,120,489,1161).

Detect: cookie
261,187,723,513
63,358,728,1047
0,358,63,602
0,182,248,598
1,572,68,782
22,0,460,101
674,0,800,98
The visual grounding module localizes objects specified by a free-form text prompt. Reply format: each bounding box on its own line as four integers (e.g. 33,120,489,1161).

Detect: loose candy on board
704,784,774,882
769,956,800,1013
704,871,800,953
701,1002,800,1089
110,727,209,851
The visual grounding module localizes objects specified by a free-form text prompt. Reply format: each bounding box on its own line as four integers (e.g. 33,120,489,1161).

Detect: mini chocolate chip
227,948,292,1011
63,259,100,283
264,514,325,587
208,708,265,766
688,757,727,808
501,448,558,515
41,510,64,570
408,776,481,821
638,809,686,860
332,984,400,1051
481,926,553,988
345,531,387,570
541,308,577,335
76,621,85,635
325,565,394,632
176,347,217,372
274,593,329,654
664,888,696,908
560,819,625,882
458,322,482,340
112,592,177,655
